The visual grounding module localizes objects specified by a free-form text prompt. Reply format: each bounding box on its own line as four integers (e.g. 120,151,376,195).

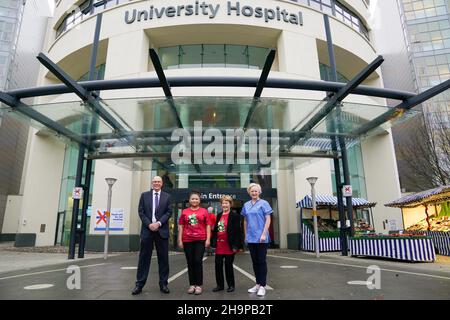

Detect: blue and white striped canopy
297,194,376,209
385,185,450,208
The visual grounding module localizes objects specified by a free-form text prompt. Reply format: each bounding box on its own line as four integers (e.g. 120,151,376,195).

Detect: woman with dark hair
178,191,212,295
211,195,242,293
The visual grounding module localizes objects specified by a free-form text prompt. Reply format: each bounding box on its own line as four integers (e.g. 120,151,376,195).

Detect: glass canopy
0,96,417,173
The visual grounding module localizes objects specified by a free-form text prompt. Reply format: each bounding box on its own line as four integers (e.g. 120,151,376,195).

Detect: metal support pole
78,12,103,259
78,159,92,258
104,184,112,260
311,184,320,258
339,126,354,237
104,178,116,260
68,143,85,259
307,177,320,258
324,13,348,255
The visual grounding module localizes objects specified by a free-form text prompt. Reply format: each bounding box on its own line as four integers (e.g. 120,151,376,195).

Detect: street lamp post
307,177,320,258
104,178,117,260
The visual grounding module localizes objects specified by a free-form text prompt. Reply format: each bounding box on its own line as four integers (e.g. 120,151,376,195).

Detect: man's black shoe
212,287,224,292
160,286,170,294
227,286,235,292
131,286,142,295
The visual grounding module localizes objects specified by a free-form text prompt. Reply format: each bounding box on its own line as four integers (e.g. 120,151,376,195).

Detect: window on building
319,63,349,83
77,63,106,81
159,45,270,70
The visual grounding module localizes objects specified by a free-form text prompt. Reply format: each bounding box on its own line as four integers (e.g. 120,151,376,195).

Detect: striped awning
297,195,376,209
385,185,450,208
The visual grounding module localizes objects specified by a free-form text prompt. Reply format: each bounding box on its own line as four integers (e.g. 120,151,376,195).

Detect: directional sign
343,185,353,197
72,187,83,200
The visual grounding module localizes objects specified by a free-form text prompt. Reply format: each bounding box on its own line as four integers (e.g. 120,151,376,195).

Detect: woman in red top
178,191,211,295
211,195,242,293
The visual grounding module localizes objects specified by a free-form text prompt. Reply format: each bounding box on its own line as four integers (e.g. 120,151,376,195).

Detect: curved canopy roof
297,194,376,209
385,186,450,208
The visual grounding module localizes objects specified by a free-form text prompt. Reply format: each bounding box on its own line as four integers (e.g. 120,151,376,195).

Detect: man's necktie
155,192,159,211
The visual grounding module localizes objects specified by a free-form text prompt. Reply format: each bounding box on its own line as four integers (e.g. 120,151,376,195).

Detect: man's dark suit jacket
211,210,243,251
138,190,172,239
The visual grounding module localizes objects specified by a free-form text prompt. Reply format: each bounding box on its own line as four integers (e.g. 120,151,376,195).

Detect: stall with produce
385,185,450,257
297,195,376,252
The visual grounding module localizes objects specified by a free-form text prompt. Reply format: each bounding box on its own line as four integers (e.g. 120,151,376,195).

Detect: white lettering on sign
124,1,304,27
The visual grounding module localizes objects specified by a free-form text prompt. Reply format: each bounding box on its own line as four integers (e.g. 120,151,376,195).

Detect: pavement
0,242,119,273
0,245,449,300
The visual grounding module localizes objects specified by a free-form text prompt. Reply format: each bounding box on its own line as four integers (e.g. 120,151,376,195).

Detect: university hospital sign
125,1,304,27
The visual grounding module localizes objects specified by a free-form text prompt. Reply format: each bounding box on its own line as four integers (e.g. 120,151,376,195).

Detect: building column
104,29,149,79
361,130,403,233
17,131,65,246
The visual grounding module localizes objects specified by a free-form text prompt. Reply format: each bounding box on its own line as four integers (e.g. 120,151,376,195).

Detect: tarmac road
0,250,449,300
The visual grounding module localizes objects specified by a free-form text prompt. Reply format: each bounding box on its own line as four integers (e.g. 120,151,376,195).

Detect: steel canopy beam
352,78,450,136
243,49,276,131
37,53,125,133
297,55,385,134
149,48,183,129
148,48,200,173
7,76,417,101
86,151,338,160
286,56,384,151
0,92,85,146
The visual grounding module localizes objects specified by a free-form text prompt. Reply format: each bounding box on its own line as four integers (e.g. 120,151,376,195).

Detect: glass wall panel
179,45,202,68
159,45,268,70
203,44,225,68
160,46,180,70
225,45,248,68
248,46,270,69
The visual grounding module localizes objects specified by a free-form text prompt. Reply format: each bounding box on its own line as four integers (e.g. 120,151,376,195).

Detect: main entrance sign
125,1,304,27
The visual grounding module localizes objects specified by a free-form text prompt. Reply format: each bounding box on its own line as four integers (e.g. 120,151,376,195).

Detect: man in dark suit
132,176,172,295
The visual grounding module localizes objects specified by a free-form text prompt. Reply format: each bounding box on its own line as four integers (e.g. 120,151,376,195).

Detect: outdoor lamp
105,177,117,186
104,177,117,260
306,177,320,258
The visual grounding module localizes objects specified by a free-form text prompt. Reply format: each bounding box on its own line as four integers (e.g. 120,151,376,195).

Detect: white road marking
280,266,299,269
121,267,137,270
264,254,450,281
167,257,207,283
347,280,371,286
24,284,54,290
0,263,109,281
232,264,274,290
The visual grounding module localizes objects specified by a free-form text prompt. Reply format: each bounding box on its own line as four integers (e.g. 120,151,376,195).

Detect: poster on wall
94,208,125,231
388,219,398,231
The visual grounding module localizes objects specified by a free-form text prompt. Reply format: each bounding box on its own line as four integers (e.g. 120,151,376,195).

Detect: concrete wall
16,130,65,246
361,130,403,234
1,195,22,234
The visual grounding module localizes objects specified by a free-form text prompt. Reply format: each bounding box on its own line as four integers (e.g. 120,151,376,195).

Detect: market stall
385,185,450,257
348,234,436,262
297,195,376,252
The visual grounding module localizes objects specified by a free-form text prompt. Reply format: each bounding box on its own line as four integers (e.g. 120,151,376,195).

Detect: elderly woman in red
178,191,212,295
211,195,242,293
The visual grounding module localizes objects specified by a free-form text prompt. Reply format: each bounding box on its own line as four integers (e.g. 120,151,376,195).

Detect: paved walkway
0,247,449,300
0,242,118,273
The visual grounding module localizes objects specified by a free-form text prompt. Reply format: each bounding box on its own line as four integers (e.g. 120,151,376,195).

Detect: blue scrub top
241,199,273,244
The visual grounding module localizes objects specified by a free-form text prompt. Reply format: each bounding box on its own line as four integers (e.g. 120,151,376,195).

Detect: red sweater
179,207,212,242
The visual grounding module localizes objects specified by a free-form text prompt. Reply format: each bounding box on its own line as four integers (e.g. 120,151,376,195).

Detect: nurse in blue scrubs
241,183,273,297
